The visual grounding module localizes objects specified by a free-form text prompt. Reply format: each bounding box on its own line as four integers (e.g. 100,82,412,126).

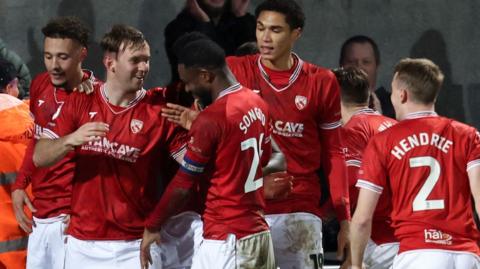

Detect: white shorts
393,249,480,269
64,235,162,269
160,211,203,269
363,239,399,269
26,214,68,269
191,230,275,269
265,212,323,269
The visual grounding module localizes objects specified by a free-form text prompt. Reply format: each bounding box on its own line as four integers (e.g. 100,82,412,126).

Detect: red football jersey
342,108,397,244
227,54,349,220
13,71,99,218
357,111,480,254
186,84,271,240
43,84,187,240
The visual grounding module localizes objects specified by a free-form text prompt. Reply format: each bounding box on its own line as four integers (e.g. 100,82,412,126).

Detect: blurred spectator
0,38,32,99
0,58,33,269
339,35,395,119
165,0,256,84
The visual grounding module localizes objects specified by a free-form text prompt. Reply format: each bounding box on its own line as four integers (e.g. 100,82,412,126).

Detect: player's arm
467,130,480,215
350,188,381,269
469,166,480,215
262,137,293,199
262,137,286,174
141,115,216,268
317,73,351,262
351,139,387,268
11,141,37,233
33,122,108,167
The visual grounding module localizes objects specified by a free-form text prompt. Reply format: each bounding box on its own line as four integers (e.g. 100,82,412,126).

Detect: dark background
1,0,479,126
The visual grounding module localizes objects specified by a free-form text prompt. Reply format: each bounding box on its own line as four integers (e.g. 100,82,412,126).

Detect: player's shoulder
226,54,258,68
30,72,51,96
144,87,168,105
301,59,336,80
445,117,478,136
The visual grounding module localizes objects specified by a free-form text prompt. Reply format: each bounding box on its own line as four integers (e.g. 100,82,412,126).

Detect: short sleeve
467,129,480,171
356,137,387,194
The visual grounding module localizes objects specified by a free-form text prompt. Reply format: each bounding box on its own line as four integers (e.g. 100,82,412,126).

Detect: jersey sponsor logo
273,120,304,137
295,95,307,110
82,136,141,163
391,132,453,160
130,119,143,134
89,112,97,119
38,99,45,106
239,107,266,134
424,229,452,245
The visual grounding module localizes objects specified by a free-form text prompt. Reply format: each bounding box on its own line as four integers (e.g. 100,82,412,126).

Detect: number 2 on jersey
410,156,444,211
241,133,264,193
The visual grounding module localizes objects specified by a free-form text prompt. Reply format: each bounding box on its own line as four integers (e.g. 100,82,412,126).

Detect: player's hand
231,0,249,17
161,103,200,130
140,228,161,269
263,171,293,199
186,0,210,22
65,122,109,147
340,247,352,269
72,79,94,95
337,220,350,262
62,214,71,234
11,189,36,233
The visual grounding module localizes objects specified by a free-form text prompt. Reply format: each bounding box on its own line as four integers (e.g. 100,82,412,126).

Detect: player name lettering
273,121,304,137
391,132,453,160
239,107,266,134
378,121,395,132
82,136,141,163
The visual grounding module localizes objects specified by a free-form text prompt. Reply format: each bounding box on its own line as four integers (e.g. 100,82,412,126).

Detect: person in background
339,35,395,119
0,58,33,269
0,37,32,98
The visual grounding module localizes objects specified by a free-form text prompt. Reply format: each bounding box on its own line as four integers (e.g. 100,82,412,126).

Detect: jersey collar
217,83,242,100
257,53,304,92
404,110,438,120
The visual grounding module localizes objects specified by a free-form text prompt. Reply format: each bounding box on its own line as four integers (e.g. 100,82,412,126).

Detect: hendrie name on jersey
391,132,453,160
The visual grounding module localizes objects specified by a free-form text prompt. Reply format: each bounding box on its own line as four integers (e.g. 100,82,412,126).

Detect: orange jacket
0,94,33,269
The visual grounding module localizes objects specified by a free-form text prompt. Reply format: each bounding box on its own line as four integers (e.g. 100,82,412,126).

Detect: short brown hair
42,16,90,48
333,67,370,105
100,24,146,54
394,58,444,104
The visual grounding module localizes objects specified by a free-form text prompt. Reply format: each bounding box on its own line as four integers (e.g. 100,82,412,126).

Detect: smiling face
43,37,85,89
177,64,213,107
110,41,150,92
256,10,300,63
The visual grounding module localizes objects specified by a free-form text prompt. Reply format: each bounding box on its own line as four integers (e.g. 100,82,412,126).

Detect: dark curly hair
42,16,90,48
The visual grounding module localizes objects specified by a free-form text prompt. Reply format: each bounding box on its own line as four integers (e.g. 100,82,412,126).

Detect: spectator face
109,41,150,93
256,10,301,63
177,64,213,107
7,78,19,97
43,37,85,89
342,42,378,90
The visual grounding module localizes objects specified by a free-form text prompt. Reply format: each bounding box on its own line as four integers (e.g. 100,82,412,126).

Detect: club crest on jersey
130,119,143,134
295,95,307,110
